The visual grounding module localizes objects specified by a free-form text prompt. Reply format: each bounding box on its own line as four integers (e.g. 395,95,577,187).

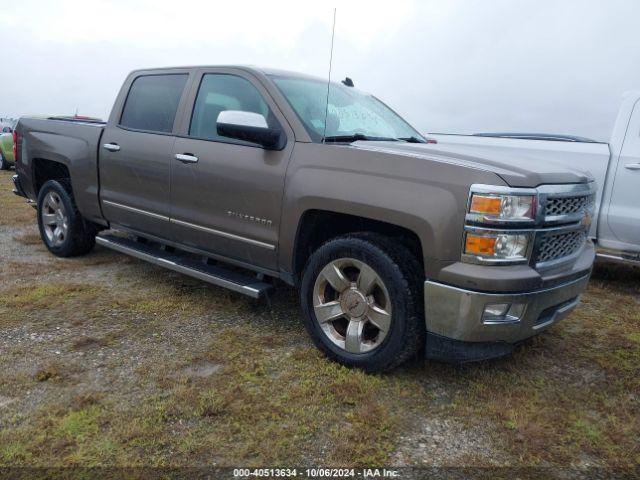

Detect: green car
0,130,15,170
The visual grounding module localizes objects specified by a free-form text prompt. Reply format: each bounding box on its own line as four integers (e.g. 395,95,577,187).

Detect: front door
100,73,189,238
170,70,294,270
607,99,640,248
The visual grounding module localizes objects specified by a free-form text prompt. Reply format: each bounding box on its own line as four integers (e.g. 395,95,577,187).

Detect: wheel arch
289,208,428,284
32,158,72,195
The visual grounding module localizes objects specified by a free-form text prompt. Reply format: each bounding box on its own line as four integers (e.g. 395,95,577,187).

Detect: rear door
170,68,294,270
607,98,640,248
100,71,190,238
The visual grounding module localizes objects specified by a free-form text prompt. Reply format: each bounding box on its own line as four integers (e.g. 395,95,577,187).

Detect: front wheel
37,179,97,257
300,234,424,372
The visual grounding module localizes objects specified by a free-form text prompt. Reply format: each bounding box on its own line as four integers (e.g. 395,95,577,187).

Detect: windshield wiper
323,134,399,143
398,136,426,143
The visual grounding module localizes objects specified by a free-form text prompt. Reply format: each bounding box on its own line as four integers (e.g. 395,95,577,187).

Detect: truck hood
352,141,593,188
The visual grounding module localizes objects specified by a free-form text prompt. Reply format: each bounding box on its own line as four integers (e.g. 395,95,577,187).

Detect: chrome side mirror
216,110,284,150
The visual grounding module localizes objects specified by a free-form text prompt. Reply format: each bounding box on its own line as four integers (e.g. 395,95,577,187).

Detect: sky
1,0,639,141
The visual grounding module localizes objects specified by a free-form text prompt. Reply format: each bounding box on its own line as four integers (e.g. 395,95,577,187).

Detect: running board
96,235,273,299
596,252,640,268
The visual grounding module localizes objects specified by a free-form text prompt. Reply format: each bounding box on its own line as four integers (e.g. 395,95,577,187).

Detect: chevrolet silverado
12,66,596,371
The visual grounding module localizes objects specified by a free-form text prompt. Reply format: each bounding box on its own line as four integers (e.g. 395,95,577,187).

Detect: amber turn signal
469,195,502,215
465,234,496,255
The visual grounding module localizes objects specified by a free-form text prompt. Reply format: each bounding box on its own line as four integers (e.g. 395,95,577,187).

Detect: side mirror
217,111,284,150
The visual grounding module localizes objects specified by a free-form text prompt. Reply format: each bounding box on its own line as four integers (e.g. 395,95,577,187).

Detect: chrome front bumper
424,273,591,343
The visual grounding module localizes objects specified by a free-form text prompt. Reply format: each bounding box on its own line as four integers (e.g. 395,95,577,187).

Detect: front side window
189,74,277,142
120,74,188,133
271,75,424,142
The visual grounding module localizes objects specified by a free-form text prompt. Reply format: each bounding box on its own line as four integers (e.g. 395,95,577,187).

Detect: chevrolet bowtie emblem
582,213,592,227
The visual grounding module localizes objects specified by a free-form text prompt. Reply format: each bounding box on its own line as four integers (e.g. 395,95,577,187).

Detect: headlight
463,230,530,263
462,185,539,265
468,193,536,224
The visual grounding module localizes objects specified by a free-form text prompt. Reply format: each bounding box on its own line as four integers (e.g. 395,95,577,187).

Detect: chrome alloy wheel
312,258,392,354
41,191,69,247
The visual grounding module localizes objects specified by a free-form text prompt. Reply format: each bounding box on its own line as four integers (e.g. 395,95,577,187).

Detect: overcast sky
1,0,639,141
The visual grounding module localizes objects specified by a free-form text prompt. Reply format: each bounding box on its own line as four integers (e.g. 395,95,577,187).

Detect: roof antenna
322,8,337,144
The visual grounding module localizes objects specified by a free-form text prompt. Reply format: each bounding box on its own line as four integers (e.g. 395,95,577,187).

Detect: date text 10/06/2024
233,468,401,478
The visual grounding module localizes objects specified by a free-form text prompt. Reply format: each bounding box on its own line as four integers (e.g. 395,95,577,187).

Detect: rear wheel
300,233,424,372
37,179,97,257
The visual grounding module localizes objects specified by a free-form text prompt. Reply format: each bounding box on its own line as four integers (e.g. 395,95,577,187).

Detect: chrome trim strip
596,252,640,267
102,201,274,251
426,273,590,298
102,200,169,221
95,236,263,298
170,218,276,250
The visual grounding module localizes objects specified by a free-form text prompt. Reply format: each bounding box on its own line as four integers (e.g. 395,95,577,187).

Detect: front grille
545,194,594,217
536,230,585,264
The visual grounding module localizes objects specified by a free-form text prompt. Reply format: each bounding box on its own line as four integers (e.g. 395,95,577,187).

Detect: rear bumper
423,270,591,361
12,174,27,198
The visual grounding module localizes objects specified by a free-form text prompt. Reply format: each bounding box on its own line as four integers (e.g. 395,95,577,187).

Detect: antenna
322,8,337,144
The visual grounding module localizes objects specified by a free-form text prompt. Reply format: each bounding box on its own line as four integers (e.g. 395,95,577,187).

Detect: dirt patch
12,231,41,245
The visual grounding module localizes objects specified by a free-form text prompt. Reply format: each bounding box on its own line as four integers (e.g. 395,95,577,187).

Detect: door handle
103,143,121,152
624,163,640,170
175,153,199,164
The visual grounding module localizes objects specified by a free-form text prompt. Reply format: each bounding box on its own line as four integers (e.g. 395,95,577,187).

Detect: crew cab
12,66,596,371
429,91,640,267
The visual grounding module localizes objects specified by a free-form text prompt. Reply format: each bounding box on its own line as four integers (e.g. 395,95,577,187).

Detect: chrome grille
536,231,586,264
545,194,594,217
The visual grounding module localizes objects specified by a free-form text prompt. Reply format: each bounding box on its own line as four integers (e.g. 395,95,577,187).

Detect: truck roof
129,65,324,81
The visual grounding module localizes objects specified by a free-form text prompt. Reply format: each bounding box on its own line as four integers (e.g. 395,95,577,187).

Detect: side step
596,252,640,268
96,234,274,299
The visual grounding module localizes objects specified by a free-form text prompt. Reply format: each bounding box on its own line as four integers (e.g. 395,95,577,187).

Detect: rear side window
120,74,188,133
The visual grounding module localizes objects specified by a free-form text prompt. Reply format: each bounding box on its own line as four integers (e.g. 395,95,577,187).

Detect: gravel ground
0,214,502,468
0,170,638,474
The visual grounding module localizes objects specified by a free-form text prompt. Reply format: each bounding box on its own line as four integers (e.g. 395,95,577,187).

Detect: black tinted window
120,74,188,133
190,74,276,141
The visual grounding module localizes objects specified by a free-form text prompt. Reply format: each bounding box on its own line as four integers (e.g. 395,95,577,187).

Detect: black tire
37,179,97,257
300,233,425,372
0,152,9,170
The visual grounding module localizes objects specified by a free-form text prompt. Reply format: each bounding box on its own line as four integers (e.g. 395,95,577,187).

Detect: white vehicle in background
428,91,640,267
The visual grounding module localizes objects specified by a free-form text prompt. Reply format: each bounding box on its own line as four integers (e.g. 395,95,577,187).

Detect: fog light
482,302,526,324
484,303,510,317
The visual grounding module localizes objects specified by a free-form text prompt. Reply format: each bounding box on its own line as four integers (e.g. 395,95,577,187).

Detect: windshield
270,75,425,143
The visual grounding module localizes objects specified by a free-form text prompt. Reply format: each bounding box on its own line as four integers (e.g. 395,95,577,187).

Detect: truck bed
16,116,105,224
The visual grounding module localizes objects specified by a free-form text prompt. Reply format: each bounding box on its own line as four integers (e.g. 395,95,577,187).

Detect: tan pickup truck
13,66,596,371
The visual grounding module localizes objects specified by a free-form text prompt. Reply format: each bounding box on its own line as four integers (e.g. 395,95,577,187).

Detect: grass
0,170,35,226
430,264,640,467
0,169,638,469
0,331,404,467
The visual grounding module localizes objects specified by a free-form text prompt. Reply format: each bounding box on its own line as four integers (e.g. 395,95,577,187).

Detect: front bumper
424,272,590,348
